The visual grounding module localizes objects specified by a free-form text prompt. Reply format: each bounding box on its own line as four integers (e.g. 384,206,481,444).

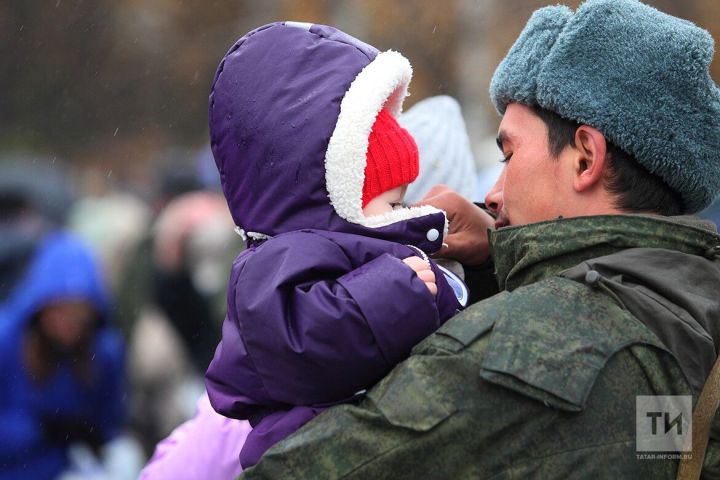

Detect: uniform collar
489,214,720,292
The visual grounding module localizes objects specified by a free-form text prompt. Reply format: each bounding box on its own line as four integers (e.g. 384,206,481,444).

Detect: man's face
485,103,573,227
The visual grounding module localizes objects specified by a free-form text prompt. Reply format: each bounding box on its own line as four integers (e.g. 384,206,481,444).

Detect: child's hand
402,256,437,297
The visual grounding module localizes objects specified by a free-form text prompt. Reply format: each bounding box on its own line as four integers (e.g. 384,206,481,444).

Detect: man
242,0,720,477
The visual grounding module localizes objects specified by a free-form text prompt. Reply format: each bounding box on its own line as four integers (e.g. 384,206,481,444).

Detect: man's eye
499,153,513,163
391,202,406,210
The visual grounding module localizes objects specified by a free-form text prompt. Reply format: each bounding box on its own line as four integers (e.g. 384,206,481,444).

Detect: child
204,22,467,468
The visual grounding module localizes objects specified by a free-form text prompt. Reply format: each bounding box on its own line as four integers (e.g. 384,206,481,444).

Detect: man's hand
402,256,437,296
415,185,495,266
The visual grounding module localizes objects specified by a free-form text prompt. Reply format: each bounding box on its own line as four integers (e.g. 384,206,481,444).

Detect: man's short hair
531,106,684,216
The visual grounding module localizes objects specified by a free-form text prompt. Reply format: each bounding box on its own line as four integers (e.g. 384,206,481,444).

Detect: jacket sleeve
206,231,443,413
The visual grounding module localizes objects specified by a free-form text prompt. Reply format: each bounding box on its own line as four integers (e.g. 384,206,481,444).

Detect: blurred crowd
1,96,718,479
0,149,240,479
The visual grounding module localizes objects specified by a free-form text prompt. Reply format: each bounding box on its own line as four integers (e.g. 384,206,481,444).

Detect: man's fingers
420,195,494,265
416,184,452,204
411,185,459,213
431,237,465,259
430,243,449,259
441,236,471,258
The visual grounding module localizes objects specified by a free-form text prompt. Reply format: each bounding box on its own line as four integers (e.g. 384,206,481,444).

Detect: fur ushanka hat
490,0,720,213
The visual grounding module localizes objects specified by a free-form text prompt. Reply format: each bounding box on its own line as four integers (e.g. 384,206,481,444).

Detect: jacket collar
489,214,720,292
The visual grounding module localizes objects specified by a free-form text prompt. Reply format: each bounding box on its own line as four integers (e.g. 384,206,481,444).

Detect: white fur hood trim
324,50,450,241
325,50,415,226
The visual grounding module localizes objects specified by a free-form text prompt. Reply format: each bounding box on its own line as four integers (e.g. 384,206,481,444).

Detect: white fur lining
325,50,414,226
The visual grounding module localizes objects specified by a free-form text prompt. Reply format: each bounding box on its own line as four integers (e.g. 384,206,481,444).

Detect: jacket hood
7,231,111,328
490,214,720,396
209,22,447,250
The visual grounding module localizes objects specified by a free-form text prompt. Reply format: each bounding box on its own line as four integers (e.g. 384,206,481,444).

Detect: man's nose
484,170,504,215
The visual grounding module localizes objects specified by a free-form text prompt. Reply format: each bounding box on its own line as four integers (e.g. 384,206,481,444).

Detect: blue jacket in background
0,231,126,480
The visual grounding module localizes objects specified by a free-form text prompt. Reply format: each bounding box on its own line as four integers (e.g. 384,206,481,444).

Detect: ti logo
636,396,692,453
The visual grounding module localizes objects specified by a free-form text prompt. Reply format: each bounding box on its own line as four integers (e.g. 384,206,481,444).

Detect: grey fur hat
490,0,720,213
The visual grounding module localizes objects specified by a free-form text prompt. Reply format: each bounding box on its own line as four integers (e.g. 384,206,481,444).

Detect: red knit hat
362,108,419,208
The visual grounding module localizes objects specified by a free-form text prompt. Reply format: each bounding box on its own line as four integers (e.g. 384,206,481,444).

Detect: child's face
37,300,96,352
362,185,408,217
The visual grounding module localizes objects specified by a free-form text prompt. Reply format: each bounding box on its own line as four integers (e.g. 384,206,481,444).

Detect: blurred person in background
0,230,134,479
137,155,247,479
151,191,234,373
67,193,151,305
61,150,237,458
0,157,73,316
99,156,205,341
399,95,477,205
120,186,239,454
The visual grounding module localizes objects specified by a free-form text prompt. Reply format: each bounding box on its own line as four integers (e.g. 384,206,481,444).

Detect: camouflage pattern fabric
242,214,720,479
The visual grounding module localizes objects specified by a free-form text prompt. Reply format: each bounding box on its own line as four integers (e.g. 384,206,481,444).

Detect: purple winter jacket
204,22,465,468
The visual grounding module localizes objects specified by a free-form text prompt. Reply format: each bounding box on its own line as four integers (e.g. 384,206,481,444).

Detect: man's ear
572,125,608,193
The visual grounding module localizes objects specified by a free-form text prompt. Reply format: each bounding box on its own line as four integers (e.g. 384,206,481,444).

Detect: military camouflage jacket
242,215,720,479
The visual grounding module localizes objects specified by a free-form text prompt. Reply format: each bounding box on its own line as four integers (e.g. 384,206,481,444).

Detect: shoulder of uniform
418,276,667,411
